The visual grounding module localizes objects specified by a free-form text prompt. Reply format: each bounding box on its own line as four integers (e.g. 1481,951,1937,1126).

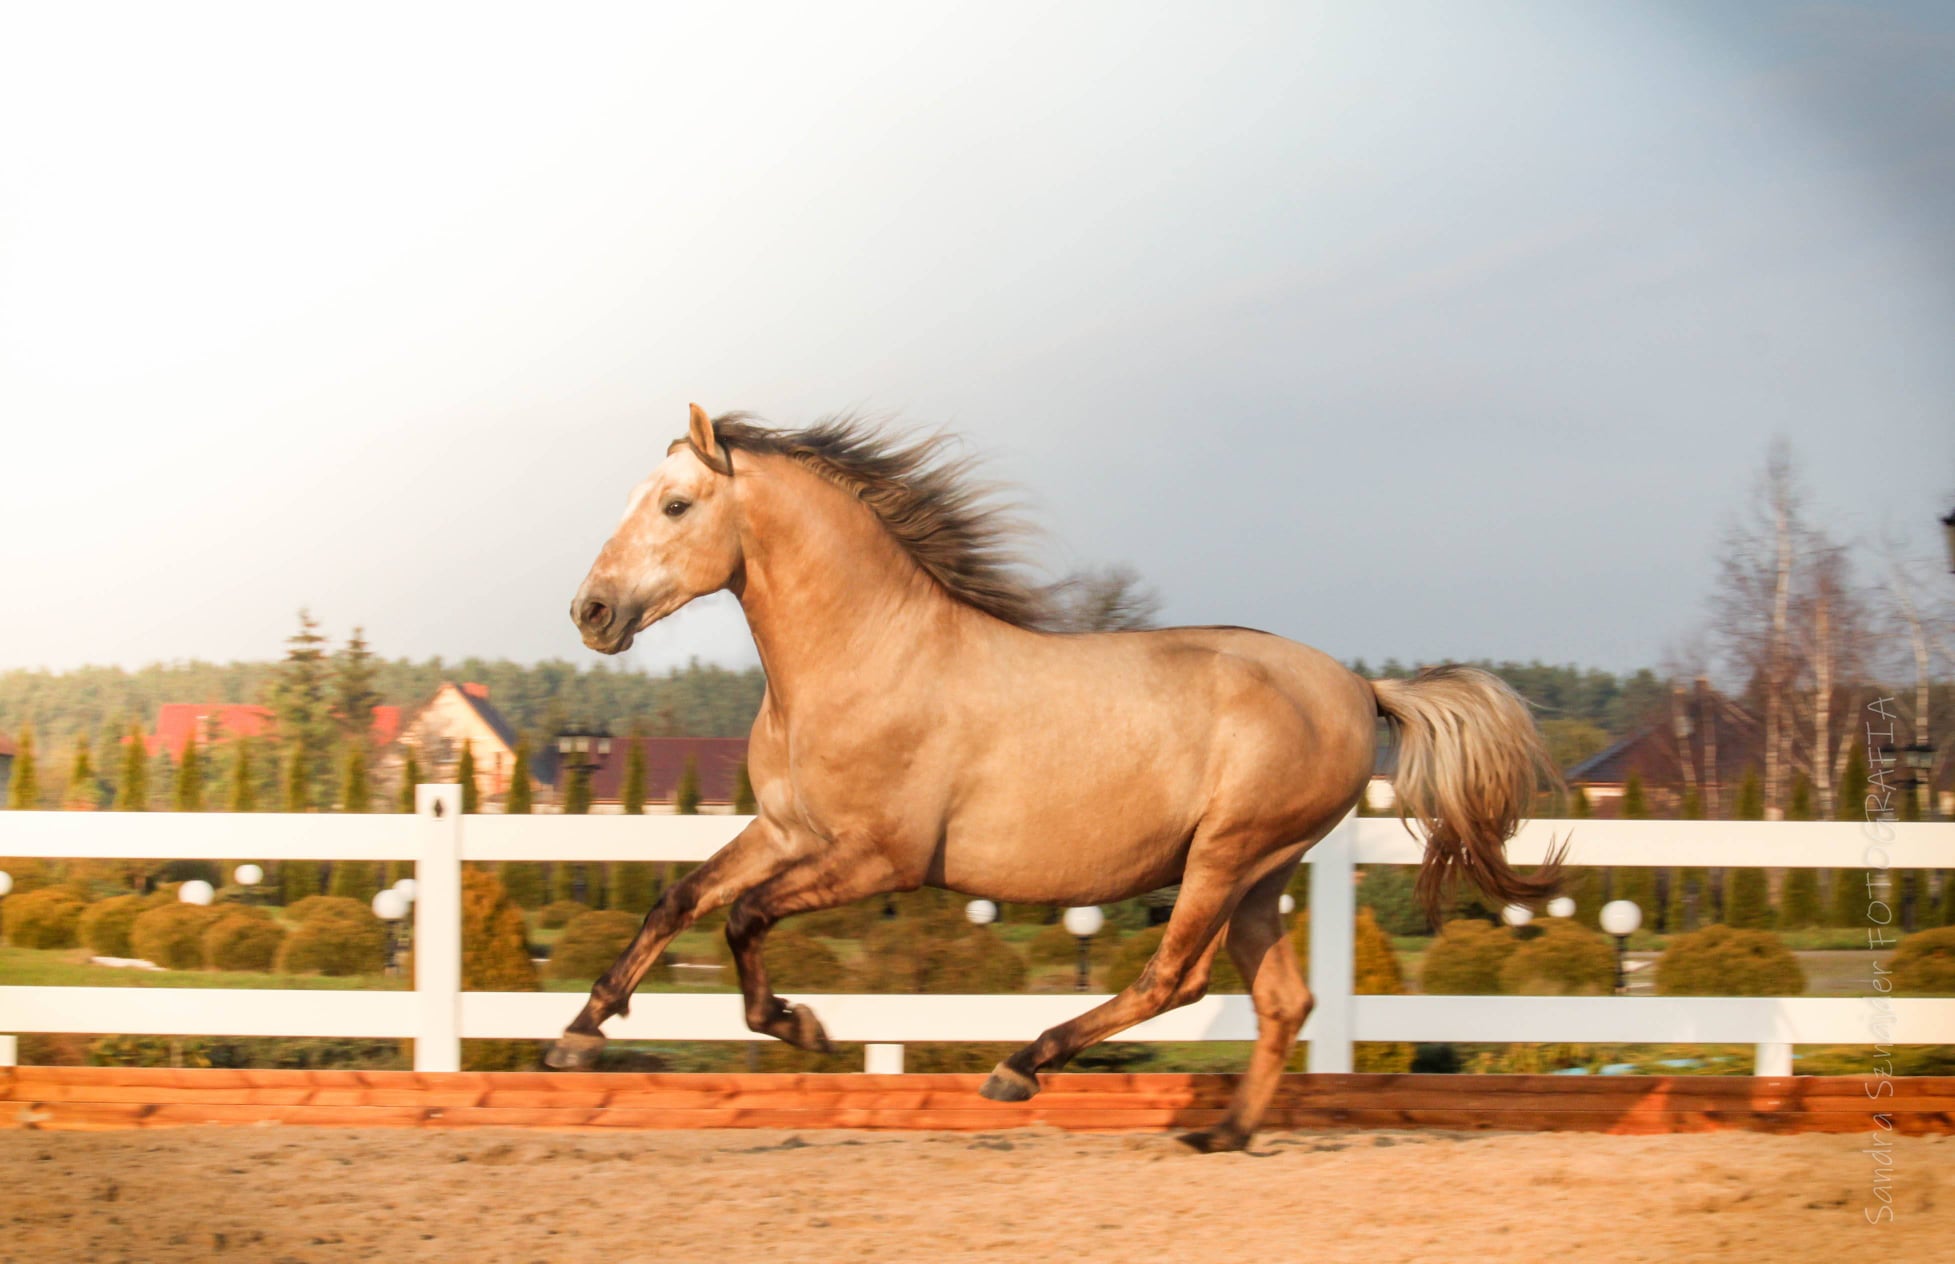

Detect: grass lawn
0,944,407,990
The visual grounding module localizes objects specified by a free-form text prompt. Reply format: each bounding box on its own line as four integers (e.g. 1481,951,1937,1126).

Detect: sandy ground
2,1126,1946,1264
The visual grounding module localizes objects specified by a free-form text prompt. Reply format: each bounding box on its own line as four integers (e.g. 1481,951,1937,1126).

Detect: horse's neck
733,459,958,714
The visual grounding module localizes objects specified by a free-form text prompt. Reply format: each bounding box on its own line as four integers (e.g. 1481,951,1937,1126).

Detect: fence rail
2,788,1950,1077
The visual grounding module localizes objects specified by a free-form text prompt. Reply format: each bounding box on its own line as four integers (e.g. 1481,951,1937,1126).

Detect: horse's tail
1370,664,1567,923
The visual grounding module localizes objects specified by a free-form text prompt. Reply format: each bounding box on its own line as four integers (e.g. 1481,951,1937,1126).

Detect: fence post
414,783,464,1073
864,1043,905,1074
1755,1042,1793,1077
1307,818,1355,1073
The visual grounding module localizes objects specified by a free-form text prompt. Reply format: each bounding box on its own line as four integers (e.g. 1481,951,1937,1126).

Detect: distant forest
0,652,1655,773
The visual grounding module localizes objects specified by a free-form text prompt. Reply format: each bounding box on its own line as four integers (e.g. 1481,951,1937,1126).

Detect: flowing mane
706,413,1047,629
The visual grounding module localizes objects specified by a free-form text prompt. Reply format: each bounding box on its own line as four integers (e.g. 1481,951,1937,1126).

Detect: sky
2,1,1950,677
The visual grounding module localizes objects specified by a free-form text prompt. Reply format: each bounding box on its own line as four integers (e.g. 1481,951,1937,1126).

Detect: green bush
796,899,883,939
276,905,389,976
855,919,1026,993
499,863,550,909
284,895,370,925
462,868,539,991
78,894,150,957
1497,920,1617,996
129,903,223,969
1024,921,1081,968
1656,925,1805,996
3,887,86,949
548,909,644,982
715,926,850,991
1888,927,1955,996
203,915,286,972
1420,919,1518,995
537,899,591,930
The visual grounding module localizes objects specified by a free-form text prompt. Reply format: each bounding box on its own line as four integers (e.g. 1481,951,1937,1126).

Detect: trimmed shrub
715,926,850,991
797,899,883,940
4,887,86,949
1420,920,1518,995
459,868,538,1071
1497,920,1617,996
537,899,591,930
1888,926,1955,996
1024,921,1081,969
276,905,389,976
855,919,1026,994
548,909,644,982
284,895,370,925
78,894,150,958
203,915,287,972
129,903,223,969
461,867,539,992
1656,925,1805,996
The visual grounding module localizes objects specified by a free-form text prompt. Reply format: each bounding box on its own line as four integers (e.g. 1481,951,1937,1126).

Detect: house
560,736,749,813
1565,679,1763,818
395,682,550,807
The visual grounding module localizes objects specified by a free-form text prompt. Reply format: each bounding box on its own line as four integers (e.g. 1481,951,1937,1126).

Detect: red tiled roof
576,737,748,804
0,733,16,758
146,703,403,759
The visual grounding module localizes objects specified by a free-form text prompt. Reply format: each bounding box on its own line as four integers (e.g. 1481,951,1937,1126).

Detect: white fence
2,787,1950,1077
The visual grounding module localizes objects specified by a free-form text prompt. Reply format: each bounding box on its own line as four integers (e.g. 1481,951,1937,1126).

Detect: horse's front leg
545,818,794,1069
724,849,904,1053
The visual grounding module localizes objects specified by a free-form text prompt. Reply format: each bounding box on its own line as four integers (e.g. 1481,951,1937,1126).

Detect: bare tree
1041,564,1163,633
1710,441,1802,819
1785,533,1873,817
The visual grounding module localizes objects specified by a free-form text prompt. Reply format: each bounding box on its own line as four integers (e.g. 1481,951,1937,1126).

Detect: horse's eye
663,499,690,519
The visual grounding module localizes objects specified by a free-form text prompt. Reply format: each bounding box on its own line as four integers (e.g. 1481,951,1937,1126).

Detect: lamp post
1599,899,1642,995
373,886,410,976
1546,896,1576,920
1903,742,1935,821
1278,893,1296,919
233,863,265,907
177,880,214,907
1501,904,1533,929
1941,506,1955,574
0,871,12,898
555,731,606,816
1062,905,1105,992
964,899,998,928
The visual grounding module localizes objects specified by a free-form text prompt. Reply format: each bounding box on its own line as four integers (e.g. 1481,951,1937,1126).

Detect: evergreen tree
611,863,657,912
1725,865,1774,929
1937,872,1955,930
226,738,256,812
1829,740,1871,926
282,742,311,812
266,609,334,805
733,759,757,815
674,754,701,815
563,762,591,815
621,739,646,815
456,741,479,813
339,739,370,812
1734,769,1764,821
1778,771,1820,927
1569,786,1591,819
506,741,533,814
398,749,420,813
5,724,37,809
65,735,97,810
280,860,323,904
173,735,203,811
113,722,148,811
1614,774,1657,924
332,626,381,741
328,859,380,902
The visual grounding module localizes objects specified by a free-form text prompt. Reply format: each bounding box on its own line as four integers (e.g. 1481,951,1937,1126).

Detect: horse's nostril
581,600,612,631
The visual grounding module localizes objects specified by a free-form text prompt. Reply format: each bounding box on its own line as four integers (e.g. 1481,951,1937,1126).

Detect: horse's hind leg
978,857,1241,1103
724,851,902,1054
546,818,797,1069
1180,865,1311,1153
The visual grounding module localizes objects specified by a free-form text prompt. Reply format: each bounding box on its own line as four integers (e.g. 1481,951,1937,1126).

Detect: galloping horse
549,405,1563,1150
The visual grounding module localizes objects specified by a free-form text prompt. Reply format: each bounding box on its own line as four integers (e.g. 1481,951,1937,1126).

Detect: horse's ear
687,403,728,473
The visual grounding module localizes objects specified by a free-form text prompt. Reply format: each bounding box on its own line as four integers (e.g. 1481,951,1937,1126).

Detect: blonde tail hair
1371,665,1568,923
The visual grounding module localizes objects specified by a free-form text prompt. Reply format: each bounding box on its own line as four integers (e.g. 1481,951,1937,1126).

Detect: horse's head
572,403,742,653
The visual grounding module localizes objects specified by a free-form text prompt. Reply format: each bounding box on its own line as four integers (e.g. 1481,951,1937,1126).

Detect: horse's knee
1169,969,1211,1009
725,897,770,951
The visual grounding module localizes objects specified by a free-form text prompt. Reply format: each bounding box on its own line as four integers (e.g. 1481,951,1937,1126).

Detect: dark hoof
788,1004,835,1054
544,1031,606,1070
1176,1125,1249,1154
978,1062,1040,1103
